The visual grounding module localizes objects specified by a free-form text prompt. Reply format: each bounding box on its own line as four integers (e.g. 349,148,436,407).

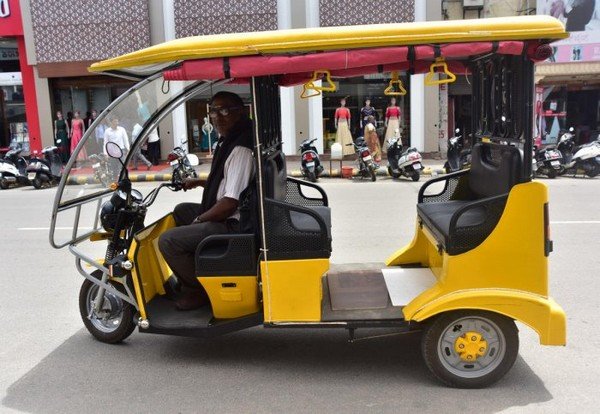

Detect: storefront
536,0,600,145
0,0,40,153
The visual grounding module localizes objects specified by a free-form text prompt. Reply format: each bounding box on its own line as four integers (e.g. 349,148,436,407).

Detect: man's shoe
146,164,152,170
175,291,206,311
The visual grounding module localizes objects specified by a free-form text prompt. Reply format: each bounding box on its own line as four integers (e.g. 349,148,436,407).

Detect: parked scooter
557,127,600,177
533,145,562,179
167,141,199,184
26,146,63,189
0,145,29,189
89,153,114,188
443,128,471,173
386,129,423,181
299,137,324,182
348,137,377,181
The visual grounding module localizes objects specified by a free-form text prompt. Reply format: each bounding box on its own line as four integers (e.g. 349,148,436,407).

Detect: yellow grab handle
301,70,336,98
425,57,456,86
384,71,407,96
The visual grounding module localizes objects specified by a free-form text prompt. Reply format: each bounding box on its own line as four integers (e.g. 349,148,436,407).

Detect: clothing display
360,105,377,128
55,118,69,163
70,119,87,161
364,123,381,163
384,105,402,152
335,106,354,156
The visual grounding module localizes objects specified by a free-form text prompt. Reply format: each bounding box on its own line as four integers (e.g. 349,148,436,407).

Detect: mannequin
384,97,402,152
334,98,354,156
54,111,70,163
360,99,377,130
69,110,87,162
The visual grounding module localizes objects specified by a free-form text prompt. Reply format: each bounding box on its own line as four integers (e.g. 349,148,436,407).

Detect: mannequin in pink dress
70,111,87,161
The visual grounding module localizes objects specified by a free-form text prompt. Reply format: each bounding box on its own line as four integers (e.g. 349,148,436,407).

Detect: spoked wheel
421,311,519,388
411,171,420,182
79,271,136,344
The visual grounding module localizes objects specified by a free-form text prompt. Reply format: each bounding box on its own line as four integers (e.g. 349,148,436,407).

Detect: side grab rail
286,176,328,206
418,169,469,203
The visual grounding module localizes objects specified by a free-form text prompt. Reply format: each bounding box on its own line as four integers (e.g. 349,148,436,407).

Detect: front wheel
79,271,136,344
421,310,519,388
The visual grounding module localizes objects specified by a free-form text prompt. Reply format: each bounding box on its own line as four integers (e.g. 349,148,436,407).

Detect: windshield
59,75,166,206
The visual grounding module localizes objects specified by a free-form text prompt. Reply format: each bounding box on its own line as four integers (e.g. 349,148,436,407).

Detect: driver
158,92,254,310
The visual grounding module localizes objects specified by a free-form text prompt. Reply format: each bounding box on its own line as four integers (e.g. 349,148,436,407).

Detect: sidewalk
66,154,448,184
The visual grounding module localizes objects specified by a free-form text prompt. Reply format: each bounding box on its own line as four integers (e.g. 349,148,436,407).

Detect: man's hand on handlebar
182,177,205,191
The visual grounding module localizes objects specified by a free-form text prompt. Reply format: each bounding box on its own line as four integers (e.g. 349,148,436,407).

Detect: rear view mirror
455,128,460,133
106,142,123,159
569,127,574,132
187,153,200,166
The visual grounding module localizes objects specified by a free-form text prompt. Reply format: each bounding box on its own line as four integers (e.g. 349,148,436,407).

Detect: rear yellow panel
261,259,329,322
90,16,566,72
199,276,260,319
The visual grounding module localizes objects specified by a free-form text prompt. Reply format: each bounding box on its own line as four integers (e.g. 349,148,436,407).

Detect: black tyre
421,310,519,388
32,175,43,189
307,170,317,182
79,271,136,344
443,161,450,173
585,164,599,178
547,169,557,179
370,168,377,182
411,171,420,182
0,179,8,190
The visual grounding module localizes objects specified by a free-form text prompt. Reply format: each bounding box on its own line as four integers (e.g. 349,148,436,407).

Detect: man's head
109,117,119,129
208,92,246,137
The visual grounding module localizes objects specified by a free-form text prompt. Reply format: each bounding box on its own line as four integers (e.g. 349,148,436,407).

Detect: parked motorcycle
443,128,471,173
348,137,377,181
557,127,600,178
299,137,324,182
386,129,423,181
26,146,63,189
168,141,199,183
89,153,114,188
0,145,29,189
533,145,562,179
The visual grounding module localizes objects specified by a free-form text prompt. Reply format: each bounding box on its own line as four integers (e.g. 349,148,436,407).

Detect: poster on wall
537,0,600,62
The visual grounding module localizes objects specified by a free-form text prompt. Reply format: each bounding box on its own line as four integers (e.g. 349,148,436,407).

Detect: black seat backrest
263,150,287,201
469,143,523,198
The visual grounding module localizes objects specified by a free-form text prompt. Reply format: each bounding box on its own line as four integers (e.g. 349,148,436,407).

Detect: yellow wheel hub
454,331,488,362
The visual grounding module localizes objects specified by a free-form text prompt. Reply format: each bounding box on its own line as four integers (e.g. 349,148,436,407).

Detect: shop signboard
537,0,600,62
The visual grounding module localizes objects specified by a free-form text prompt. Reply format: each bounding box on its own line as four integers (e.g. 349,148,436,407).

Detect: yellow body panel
199,276,260,319
386,181,566,345
261,259,329,322
127,215,176,318
90,16,567,72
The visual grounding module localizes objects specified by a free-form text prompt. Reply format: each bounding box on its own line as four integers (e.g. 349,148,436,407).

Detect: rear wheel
411,171,420,182
79,271,136,344
421,310,519,388
585,163,599,178
32,175,43,189
307,170,317,182
547,169,557,179
370,168,377,181
0,178,8,190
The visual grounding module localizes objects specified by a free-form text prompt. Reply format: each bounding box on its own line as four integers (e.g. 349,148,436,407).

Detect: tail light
361,150,370,158
409,153,421,161
303,152,314,162
167,153,179,162
544,203,553,256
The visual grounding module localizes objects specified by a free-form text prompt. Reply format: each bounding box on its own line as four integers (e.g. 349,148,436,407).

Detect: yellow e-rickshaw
50,16,567,388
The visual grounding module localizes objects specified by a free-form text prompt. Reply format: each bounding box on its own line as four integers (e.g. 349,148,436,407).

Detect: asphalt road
0,176,599,413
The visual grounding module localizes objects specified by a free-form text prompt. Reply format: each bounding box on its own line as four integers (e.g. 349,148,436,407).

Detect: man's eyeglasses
208,106,243,118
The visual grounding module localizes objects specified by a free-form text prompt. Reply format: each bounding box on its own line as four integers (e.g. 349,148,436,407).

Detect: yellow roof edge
89,16,567,73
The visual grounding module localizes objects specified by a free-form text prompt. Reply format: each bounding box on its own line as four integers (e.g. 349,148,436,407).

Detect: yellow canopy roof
90,16,567,73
